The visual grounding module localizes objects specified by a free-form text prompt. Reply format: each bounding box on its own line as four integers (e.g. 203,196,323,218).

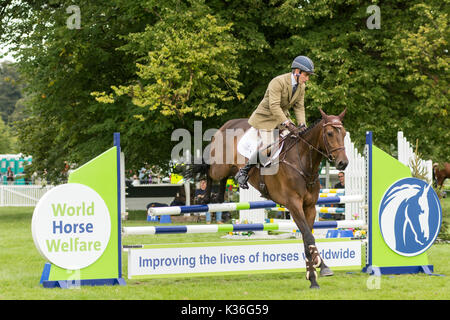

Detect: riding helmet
291,56,315,74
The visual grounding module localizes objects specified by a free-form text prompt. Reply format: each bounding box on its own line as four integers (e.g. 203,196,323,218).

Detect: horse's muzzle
336,159,348,171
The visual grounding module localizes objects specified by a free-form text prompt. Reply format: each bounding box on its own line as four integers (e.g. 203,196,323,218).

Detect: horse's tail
183,162,210,180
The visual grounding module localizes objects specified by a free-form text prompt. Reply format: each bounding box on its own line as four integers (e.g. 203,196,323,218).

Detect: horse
186,108,348,289
433,162,450,189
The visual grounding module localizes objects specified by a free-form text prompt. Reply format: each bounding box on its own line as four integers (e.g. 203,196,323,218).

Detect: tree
1,0,447,182
2,0,154,181
385,1,449,162
0,116,14,153
0,61,22,124
94,0,243,120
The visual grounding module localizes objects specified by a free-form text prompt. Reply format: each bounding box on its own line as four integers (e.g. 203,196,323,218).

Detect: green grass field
0,196,449,300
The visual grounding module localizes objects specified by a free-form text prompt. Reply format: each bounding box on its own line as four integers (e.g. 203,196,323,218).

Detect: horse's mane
299,118,323,137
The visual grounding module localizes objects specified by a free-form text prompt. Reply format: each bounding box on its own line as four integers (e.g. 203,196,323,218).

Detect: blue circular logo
379,177,442,257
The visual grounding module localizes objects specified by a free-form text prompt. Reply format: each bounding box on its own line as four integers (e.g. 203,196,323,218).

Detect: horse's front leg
287,198,321,289
304,202,333,277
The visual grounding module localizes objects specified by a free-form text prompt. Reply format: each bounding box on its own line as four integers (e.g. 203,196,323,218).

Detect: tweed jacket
248,73,306,130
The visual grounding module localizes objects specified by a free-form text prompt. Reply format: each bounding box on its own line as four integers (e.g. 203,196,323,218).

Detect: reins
278,120,346,189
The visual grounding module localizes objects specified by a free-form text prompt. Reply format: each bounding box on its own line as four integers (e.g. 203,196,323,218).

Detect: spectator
334,171,345,189
170,187,186,206
131,174,140,186
139,166,147,184
194,179,211,223
6,167,14,185
334,171,345,212
194,180,224,224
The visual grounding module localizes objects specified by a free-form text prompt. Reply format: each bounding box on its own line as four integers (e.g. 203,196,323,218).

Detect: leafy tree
94,0,243,120
0,61,22,124
1,0,151,180
385,1,449,162
1,0,447,182
0,115,14,153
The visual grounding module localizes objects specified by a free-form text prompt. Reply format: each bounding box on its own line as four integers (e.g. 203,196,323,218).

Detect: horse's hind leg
304,203,333,277
217,177,227,203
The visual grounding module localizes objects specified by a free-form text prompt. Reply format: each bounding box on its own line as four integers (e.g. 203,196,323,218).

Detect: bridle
321,119,346,162
294,118,345,162
278,118,346,190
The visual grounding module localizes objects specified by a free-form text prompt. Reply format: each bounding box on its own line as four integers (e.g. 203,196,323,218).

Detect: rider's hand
298,123,307,134
285,121,300,137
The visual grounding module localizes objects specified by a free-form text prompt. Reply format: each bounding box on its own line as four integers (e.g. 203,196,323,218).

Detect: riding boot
235,150,259,189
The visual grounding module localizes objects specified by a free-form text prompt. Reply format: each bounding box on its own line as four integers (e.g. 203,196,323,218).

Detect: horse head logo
379,178,441,257
416,183,431,243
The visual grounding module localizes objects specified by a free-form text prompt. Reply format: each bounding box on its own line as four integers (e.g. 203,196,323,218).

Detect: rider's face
293,70,310,84
299,71,310,84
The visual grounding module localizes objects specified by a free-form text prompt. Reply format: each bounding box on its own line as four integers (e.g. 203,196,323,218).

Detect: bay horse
433,162,450,189
186,109,348,289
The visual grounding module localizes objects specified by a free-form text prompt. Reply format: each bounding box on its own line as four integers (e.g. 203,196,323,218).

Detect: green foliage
94,0,243,119
0,61,22,124
0,61,20,152
385,1,449,162
0,115,15,153
1,0,448,180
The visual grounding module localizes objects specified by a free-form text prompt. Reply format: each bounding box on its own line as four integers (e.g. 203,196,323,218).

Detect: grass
0,198,449,300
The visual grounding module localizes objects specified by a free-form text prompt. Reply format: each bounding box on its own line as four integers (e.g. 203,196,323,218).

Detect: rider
235,55,315,189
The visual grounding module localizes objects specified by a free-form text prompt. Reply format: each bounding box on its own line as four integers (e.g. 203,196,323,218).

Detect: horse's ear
338,108,347,121
319,108,327,119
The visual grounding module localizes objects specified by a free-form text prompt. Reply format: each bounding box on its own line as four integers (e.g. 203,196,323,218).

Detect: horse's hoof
320,267,334,277
309,284,320,290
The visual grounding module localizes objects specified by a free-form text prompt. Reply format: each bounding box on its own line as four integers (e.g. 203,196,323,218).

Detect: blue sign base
39,262,126,289
362,264,435,275
41,278,126,289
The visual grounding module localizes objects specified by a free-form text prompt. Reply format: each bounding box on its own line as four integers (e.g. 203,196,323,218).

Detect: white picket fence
0,185,54,207
343,132,366,221
239,186,267,223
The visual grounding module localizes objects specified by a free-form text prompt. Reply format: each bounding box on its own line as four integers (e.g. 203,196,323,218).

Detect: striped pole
148,196,363,216
318,193,345,197
123,220,366,236
320,188,345,194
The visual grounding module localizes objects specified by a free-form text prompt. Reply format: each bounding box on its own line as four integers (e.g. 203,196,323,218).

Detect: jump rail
123,220,366,236
148,195,364,216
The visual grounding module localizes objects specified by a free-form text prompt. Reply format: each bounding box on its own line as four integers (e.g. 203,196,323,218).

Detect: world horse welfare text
45,201,103,252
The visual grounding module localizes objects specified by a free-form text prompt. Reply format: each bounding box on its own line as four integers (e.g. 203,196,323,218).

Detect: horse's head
319,108,348,170
412,184,431,243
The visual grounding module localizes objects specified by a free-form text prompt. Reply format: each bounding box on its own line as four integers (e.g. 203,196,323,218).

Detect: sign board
33,137,125,288
364,132,442,274
128,239,362,279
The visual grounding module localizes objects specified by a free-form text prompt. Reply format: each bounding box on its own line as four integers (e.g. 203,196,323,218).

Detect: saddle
237,128,293,199
237,127,288,168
